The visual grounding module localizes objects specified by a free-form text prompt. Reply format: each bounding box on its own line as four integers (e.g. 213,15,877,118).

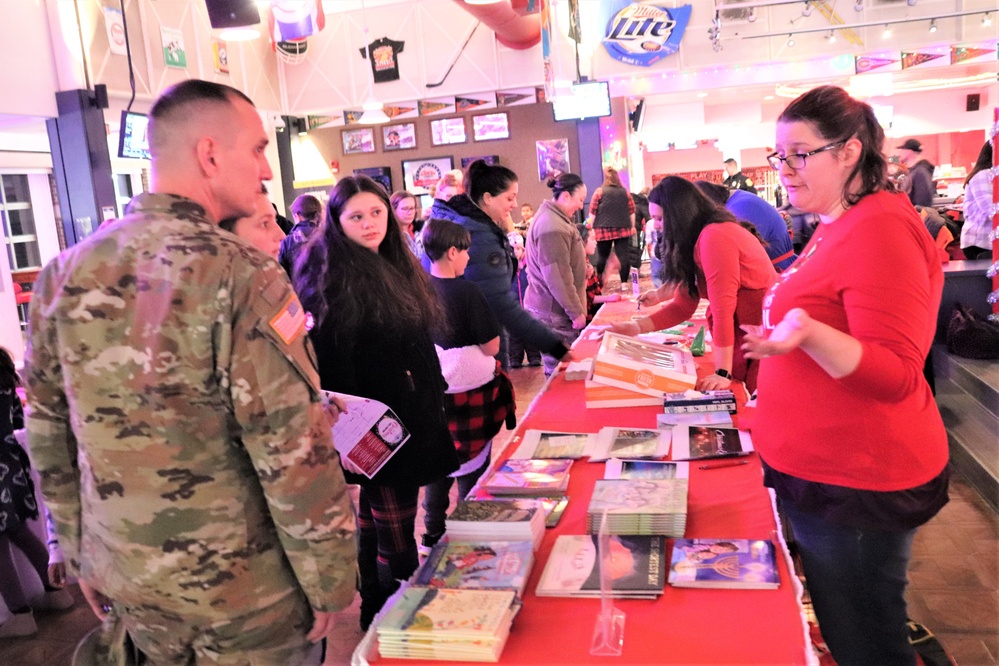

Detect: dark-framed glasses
767,141,845,170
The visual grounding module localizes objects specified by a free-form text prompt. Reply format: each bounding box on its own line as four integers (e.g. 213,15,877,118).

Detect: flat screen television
552,81,612,122
118,110,150,160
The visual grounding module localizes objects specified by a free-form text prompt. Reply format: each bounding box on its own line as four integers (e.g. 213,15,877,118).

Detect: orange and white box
591,332,698,398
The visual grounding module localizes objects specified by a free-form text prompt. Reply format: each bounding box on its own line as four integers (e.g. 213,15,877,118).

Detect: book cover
591,332,698,397
482,459,572,495
590,427,670,462
668,538,779,589
536,534,667,597
378,587,517,637
448,499,541,524
414,541,534,594
671,425,754,461
467,495,567,528
663,390,737,414
588,479,688,515
604,459,690,480
510,430,595,460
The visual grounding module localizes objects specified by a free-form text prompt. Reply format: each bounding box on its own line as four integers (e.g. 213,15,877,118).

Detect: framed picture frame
460,155,499,169
342,127,375,155
536,139,570,181
353,166,393,194
472,112,509,141
430,117,467,146
402,156,454,194
382,122,416,151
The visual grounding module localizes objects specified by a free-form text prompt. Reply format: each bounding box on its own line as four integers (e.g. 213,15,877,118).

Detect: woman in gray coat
524,173,589,375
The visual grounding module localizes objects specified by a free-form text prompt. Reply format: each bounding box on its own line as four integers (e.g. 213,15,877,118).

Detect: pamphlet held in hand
322,391,410,479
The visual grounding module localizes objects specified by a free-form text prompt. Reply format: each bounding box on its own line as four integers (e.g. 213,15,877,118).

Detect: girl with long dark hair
294,176,458,630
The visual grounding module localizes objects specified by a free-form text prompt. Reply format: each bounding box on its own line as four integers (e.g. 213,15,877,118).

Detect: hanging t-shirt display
360,38,405,83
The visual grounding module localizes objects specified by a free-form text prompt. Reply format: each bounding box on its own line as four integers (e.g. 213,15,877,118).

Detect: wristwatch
714,368,732,379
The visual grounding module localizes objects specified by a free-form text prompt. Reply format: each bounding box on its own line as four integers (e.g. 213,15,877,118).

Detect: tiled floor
2,365,996,665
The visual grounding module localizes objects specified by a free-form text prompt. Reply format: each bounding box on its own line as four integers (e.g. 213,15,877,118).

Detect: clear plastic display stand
589,510,625,656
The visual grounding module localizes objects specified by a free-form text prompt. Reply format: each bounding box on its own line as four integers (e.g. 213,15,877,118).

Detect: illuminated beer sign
601,2,692,67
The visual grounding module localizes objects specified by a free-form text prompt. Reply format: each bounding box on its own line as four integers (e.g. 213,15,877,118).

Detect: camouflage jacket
25,193,356,616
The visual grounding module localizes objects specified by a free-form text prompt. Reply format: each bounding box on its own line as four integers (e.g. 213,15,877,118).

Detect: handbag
945,303,999,360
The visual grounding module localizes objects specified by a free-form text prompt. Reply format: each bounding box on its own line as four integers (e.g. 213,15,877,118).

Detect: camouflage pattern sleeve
24,256,84,574
220,260,357,613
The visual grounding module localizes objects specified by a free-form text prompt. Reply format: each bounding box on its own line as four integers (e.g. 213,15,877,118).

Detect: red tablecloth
366,301,813,665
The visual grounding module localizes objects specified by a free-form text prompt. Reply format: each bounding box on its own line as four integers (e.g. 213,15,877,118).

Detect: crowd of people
3,76,981,665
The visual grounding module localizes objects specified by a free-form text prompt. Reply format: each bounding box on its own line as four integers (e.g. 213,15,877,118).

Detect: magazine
668,538,779,590
589,427,671,462
509,430,596,460
481,459,573,496
536,534,667,598
604,459,690,480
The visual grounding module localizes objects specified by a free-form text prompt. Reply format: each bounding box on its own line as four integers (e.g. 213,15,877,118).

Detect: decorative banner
161,27,186,69
600,2,692,67
308,115,340,130
536,139,570,181
497,88,538,107
901,50,948,70
854,55,901,75
951,42,998,65
540,0,554,100
384,105,418,119
418,97,456,117
456,94,497,112
213,39,229,74
103,6,127,55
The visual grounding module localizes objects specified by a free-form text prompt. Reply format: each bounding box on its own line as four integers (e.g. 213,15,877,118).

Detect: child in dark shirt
419,220,517,553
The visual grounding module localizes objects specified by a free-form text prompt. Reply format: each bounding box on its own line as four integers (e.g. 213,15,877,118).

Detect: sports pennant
951,44,997,65
901,50,948,69
497,88,538,107
854,55,900,74
418,97,456,117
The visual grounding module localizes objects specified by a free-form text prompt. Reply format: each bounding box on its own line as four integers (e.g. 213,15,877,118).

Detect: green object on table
690,325,706,356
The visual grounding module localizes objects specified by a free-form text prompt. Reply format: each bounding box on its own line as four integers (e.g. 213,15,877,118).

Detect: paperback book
604,459,689,480
591,332,698,397
446,498,546,548
480,458,572,497
586,478,688,536
663,390,737,414
468,494,569,528
536,534,667,599
588,427,671,462
509,430,596,460
671,425,754,461
414,540,534,597
668,538,780,590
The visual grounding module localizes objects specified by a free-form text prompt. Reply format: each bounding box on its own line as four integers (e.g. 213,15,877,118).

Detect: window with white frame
1,174,42,271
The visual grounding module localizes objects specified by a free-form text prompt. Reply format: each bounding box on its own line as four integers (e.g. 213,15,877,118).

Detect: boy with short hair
419,219,517,553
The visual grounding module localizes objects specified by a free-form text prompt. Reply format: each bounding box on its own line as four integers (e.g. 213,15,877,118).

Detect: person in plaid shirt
419,219,517,554
589,166,636,288
577,225,622,322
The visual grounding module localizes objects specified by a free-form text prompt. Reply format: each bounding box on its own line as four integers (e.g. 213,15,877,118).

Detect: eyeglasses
767,141,844,171
397,206,416,213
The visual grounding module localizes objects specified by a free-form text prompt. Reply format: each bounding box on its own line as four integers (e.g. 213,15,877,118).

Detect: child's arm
593,292,621,304
479,336,501,358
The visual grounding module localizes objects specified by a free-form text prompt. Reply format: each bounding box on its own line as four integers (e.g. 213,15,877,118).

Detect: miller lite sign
601,2,692,67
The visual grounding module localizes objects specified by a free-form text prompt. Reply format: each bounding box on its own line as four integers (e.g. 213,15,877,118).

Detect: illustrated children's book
668,538,779,590
414,540,534,597
536,534,667,599
670,425,754,461
480,458,572,496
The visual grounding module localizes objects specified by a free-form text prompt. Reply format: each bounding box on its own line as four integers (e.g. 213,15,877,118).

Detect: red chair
13,282,32,330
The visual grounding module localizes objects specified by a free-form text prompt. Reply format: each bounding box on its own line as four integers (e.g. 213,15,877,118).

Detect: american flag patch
269,295,307,345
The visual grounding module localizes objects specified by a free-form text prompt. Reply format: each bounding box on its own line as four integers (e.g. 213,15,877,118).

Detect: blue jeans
422,454,491,543
784,504,917,666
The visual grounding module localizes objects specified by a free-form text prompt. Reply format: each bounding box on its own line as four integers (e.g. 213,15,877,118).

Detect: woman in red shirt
743,86,948,665
609,176,776,393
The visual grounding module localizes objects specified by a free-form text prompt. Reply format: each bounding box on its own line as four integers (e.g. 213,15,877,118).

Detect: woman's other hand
742,308,811,359
638,289,661,307
607,320,642,337
695,374,732,392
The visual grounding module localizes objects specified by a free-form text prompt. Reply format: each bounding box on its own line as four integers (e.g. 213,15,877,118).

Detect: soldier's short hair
148,80,254,153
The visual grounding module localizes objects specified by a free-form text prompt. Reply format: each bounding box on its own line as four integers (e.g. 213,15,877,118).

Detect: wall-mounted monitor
552,81,612,122
117,111,150,160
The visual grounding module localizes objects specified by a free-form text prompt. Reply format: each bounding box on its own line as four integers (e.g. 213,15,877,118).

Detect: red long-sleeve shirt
649,222,777,347
753,191,947,492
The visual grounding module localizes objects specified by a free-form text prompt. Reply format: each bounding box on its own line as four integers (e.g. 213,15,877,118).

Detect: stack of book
668,538,780,590
376,587,520,662
480,458,572,497
585,479,688,536
470,494,570,528
660,390,737,426
414,539,535,598
446,498,547,549
535,534,667,599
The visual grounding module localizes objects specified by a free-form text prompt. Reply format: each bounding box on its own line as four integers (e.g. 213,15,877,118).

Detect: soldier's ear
196,137,219,176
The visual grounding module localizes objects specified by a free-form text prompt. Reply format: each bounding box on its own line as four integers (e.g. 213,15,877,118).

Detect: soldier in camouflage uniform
24,79,356,665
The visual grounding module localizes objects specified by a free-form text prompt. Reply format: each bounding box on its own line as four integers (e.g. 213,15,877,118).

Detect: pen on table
700,460,750,471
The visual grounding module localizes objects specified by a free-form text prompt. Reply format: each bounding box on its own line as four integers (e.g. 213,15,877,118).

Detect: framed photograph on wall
472,112,509,141
402,156,454,194
430,117,467,146
460,155,499,168
536,139,570,181
342,127,375,155
382,123,416,151
353,166,393,194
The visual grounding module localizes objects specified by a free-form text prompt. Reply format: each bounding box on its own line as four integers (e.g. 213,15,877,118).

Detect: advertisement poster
403,157,455,193
161,26,187,69
536,138,570,181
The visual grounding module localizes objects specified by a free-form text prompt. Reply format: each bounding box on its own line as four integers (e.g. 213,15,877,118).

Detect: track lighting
882,24,892,38
787,34,795,46
983,13,992,27
854,0,863,11
747,8,757,23
928,18,937,32
801,2,812,17
827,31,836,43
906,0,916,6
